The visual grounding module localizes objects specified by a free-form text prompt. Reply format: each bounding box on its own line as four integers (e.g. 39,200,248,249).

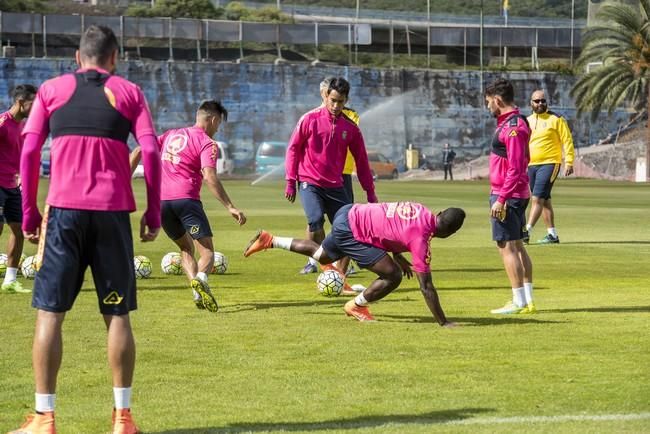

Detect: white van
132,140,234,178
215,141,234,175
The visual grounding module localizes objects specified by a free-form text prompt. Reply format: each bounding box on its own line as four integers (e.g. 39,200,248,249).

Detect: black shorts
162,199,213,241
528,163,561,200
32,207,136,315
0,186,22,224
298,182,351,232
490,195,529,242
342,174,354,203
321,204,387,268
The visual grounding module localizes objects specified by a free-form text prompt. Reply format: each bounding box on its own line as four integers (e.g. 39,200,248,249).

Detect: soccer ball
133,255,152,279
316,269,345,297
211,251,228,274
161,252,183,275
21,255,38,279
0,253,7,277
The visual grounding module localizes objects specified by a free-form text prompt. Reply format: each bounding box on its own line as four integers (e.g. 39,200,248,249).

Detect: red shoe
8,411,56,434
112,408,140,434
341,281,357,296
344,299,376,322
243,230,273,257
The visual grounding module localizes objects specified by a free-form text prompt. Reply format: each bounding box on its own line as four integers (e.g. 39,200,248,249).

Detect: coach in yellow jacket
524,89,574,244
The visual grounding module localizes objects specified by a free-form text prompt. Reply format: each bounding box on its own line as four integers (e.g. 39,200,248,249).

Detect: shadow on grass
221,299,345,313
152,407,493,433
396,285,548,293
544,306,650,314
378,314,565,325
432,267,503,273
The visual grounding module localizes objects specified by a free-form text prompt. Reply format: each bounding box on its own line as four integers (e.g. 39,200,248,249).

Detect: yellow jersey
342,107,360,175
527,111,575,166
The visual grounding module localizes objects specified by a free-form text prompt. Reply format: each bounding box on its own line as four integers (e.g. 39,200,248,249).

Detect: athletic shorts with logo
162,198,213,240
528,163,561,199
299,182,351,232
32,207,136,315
490,195,529,242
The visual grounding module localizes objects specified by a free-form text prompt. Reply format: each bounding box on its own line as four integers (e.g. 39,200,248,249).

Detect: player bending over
244,202,464,325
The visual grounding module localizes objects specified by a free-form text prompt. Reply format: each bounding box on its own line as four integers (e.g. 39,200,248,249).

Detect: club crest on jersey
509,130,518,137
162,134,188,164
386,202,422,220
342,131,348,140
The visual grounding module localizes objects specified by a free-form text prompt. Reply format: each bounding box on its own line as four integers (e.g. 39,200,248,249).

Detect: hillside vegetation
0,0,588,19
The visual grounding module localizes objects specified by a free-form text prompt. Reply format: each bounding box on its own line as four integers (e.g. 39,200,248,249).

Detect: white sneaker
490,301,525,314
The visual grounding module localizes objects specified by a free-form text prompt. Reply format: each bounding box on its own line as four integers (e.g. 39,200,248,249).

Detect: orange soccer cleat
243,230,274,257
8,411,56,434
344,299,376,322
112,408,140,434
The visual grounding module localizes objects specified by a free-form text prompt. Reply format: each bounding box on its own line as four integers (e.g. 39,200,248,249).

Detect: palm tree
571,0,650,180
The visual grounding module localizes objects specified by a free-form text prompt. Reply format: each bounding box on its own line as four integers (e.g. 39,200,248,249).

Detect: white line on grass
443,412,650,426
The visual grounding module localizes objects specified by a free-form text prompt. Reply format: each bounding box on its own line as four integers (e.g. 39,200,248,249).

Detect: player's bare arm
393,253,413,279
415,271,457,328
129,145,142,174
202,166,246,225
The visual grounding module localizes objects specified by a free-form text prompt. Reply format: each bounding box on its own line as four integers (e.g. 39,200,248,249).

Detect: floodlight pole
427,0,430,68
478,0,483,95
355,0,360,64
570,0,575,66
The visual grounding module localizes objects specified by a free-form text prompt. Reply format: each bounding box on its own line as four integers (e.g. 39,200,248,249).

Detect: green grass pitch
1,179,648,433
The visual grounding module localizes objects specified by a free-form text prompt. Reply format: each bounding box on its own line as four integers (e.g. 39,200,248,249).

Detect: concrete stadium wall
0,58,630,164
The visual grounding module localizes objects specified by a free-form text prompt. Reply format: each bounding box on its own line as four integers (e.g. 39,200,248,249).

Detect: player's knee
308,219,325,233
386,267,402,288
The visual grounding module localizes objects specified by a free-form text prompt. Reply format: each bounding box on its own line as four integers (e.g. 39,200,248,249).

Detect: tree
0,0,47,13
126,0,223,20
572,0,650,180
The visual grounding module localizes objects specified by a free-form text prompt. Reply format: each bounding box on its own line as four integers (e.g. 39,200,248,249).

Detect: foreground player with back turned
12,25,161,434
244,202,465,325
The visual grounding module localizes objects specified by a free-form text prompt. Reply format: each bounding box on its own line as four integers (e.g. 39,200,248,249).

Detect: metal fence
0,11,372,60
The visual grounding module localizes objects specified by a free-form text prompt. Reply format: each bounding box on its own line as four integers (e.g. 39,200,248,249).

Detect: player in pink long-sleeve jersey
0,83,37,294
284,77,377,277
484,78,535,316
243,202,465,325
11,25,161,434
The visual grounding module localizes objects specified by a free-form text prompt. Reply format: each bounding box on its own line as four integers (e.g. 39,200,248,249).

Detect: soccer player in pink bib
132,100,246,312
12,25,161,434
244,202,465,325
0,83,37,294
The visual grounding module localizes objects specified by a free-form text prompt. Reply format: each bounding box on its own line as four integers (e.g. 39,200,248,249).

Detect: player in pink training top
13,25,161,434
484,78,535,316
285,77,377,276
131,100,246,313
243,202,465,325
0,83,37,294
